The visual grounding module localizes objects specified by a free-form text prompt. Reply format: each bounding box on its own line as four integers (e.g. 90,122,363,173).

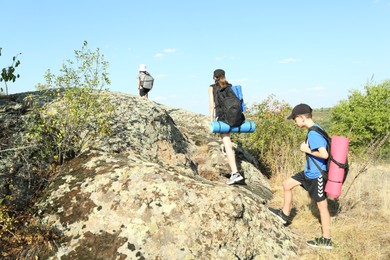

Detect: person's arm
137,75,141,89
208,86,215,121
300,142,329,159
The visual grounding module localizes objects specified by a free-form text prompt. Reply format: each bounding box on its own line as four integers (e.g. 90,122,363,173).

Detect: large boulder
1,92,298,259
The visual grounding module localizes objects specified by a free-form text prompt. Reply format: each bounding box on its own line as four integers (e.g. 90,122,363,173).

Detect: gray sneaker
226,173,244,185
268,207,291,225
306,237,333,249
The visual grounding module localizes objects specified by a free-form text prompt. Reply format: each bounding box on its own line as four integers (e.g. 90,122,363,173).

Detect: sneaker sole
306,242,333,250
226,176,244,185
268,210,288,225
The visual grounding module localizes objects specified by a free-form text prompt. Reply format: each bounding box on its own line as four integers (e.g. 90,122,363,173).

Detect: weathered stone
0,91,298,259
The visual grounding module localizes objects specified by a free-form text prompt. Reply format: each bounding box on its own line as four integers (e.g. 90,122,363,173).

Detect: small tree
24,41,113,164
36,40,110,91
0,48,22,95
329,80,390,158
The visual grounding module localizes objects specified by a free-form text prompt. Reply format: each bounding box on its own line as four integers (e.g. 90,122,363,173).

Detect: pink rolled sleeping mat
325,136,350,199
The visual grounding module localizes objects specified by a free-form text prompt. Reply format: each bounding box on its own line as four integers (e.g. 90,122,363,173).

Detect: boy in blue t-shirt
268,103,333,249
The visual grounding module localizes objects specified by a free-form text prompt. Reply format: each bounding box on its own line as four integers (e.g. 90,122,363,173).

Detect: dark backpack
140,72,154,89
216,86,245,127
306,125,349,182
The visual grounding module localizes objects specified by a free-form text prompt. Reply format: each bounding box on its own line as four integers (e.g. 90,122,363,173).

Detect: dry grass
269,162,390,259
195,138,390,258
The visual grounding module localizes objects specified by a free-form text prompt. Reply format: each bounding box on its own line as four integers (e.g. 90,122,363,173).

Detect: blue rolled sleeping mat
210,121,256,133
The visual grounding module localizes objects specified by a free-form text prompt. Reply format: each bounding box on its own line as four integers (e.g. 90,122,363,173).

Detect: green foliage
235,95,305,176
36,41,110,91
25,89,113,164
23,41,114,164
312,107,332,129
0,190,20,254
0,200,18,241
0,205,19,256
329,80,390,158
0,203,58,258
0,48,22,95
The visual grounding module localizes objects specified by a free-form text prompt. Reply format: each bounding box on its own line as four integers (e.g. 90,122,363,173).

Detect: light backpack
216,86,245,127
140,72,154,89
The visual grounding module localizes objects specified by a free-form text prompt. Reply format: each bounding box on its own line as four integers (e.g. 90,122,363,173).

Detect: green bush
25,88,113,164
235,95,305,177
23,41,114,164
0,42,109,257
329,80,390,158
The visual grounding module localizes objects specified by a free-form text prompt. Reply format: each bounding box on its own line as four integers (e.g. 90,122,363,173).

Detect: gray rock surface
0,91,298,259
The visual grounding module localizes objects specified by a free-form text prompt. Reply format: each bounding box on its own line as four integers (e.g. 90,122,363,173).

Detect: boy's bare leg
282,178,301,215
317,200,331,238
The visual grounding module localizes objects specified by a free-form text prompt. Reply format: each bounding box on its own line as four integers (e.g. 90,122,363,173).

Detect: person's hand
300,141,310,154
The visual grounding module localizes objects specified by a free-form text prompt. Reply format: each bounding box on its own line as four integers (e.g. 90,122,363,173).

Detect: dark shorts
139,87,150,97
292,171,326,202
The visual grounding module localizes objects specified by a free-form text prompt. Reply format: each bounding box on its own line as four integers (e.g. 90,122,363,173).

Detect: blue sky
1,0,389,115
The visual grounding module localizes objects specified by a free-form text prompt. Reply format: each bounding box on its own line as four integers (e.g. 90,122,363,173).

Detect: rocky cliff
0,91,298,259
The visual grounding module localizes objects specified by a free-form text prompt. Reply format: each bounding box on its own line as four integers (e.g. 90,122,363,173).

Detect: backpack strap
309,126,348,169
308,125,331,142
227,123,242,133
305,126,331,175
306,126,349,175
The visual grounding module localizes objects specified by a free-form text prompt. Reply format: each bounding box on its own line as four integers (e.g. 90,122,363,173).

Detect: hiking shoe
226,173,244,185
268,207,291,225
306,237,333,249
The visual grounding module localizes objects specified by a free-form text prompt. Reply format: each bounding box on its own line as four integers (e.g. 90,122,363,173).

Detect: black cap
287,103,313,119
213,69,225,78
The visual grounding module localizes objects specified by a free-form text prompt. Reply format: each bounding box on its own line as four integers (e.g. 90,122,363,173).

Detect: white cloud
163,48,176,53
306,86,325,91
155,48,176,58
278,58,301,64
155,53,165,58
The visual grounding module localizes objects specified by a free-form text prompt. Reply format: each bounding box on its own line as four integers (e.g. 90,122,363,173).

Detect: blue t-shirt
304,124,328,179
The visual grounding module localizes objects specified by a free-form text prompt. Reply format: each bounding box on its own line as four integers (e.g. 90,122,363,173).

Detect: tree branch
0,145,36,153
